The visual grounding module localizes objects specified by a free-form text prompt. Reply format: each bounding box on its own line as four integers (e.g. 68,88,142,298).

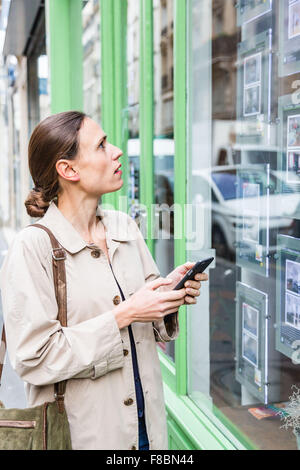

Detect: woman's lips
114,165,122,174
114,167,122,175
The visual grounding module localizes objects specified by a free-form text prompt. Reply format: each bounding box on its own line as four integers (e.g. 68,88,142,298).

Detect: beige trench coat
0,200,179,450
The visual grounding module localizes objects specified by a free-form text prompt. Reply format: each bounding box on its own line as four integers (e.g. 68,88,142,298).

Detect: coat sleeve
128,216,179,343
0,229,125,386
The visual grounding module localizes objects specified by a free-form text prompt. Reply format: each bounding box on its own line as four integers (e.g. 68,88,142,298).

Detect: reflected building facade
82,0,101,123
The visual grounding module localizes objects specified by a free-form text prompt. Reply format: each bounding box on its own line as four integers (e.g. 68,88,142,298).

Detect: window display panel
236,30,273,148
236,282,269,403
236,165,270,276
187,0,300,450
153,0,175,360
276,234,300,359
243,53,262,117
279,0,300,77
277,95,300,220
237,0,272,27
287,115,300,183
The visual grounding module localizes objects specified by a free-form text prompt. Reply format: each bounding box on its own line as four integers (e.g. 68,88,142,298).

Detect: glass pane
27,14,50,135
153,0,175,361
38,55,50,122
82,0,101,122
187,0,300,450
127,0,141,223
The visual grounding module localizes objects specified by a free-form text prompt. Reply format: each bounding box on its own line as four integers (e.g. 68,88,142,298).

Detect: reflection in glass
127,0,141,224
187,0,300,450
82,0,101,122
27,13,50,134
153,0,175,360
38,55,50,122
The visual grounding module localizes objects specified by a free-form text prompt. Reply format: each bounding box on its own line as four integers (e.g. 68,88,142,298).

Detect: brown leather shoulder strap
31,224,68,328
0,223,68,413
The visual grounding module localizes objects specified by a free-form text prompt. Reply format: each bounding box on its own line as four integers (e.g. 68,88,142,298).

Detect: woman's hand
161,262,209,305
114,277,187,329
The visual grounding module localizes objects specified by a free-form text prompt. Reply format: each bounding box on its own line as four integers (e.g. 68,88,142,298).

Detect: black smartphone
173,257,214,291
163,258,214,322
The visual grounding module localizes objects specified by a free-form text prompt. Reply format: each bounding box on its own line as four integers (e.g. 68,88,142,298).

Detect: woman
0,111,208,450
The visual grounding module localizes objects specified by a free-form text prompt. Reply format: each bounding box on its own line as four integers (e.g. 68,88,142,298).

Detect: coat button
123,349,129,356
131,445,137,450
124,398,134,406
91,250,100,258
113,295,121,305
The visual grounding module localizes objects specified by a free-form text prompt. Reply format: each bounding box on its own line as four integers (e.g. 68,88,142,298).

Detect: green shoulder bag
0,224,72,450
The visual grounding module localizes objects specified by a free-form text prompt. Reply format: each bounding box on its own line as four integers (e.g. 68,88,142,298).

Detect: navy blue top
109,263,145,418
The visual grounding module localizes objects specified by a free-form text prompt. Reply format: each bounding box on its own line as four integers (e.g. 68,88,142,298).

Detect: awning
3,0,43,56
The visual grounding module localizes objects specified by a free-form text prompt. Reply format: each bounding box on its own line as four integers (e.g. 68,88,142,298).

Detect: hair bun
24,188,50,218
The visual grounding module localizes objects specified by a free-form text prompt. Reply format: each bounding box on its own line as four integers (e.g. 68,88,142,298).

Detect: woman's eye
99,142,105,149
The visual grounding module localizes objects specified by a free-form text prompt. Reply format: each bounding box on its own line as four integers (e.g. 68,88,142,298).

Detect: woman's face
61,117,123,197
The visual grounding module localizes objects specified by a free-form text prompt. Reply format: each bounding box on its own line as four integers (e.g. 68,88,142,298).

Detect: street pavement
0,228,27,408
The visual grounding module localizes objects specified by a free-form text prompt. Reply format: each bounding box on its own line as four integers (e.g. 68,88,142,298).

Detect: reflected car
192,165,299,257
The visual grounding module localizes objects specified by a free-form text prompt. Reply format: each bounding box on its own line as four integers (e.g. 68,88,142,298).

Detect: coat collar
36,199,136,254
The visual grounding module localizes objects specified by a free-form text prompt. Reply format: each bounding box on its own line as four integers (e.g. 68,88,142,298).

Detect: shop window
154,0,175,361
187,0,300,450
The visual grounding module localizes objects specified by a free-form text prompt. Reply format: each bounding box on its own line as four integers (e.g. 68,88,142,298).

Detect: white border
242,332,259,367
240,0,272,26
285,292,300,330
287,114,300,148
288,0,300,40
242,302,259,337
286,114,300,184
286,150,300,183
286,258,300,296
243,84,261,117
244,52,262,87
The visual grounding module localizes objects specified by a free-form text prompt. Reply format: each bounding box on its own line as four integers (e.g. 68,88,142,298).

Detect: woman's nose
112,145,123,159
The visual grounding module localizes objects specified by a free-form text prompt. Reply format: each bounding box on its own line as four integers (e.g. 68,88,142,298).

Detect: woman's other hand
114,277,187,329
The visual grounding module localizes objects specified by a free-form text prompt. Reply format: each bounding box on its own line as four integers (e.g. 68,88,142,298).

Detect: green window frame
46,0,83,113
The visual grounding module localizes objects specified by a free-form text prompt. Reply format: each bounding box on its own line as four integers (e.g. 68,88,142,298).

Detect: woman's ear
56,159,80,182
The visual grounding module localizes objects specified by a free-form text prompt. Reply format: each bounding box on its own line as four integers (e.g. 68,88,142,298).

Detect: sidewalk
0,226,27,409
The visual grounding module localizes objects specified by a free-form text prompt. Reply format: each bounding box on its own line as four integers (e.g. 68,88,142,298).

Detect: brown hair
24,111,87,218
